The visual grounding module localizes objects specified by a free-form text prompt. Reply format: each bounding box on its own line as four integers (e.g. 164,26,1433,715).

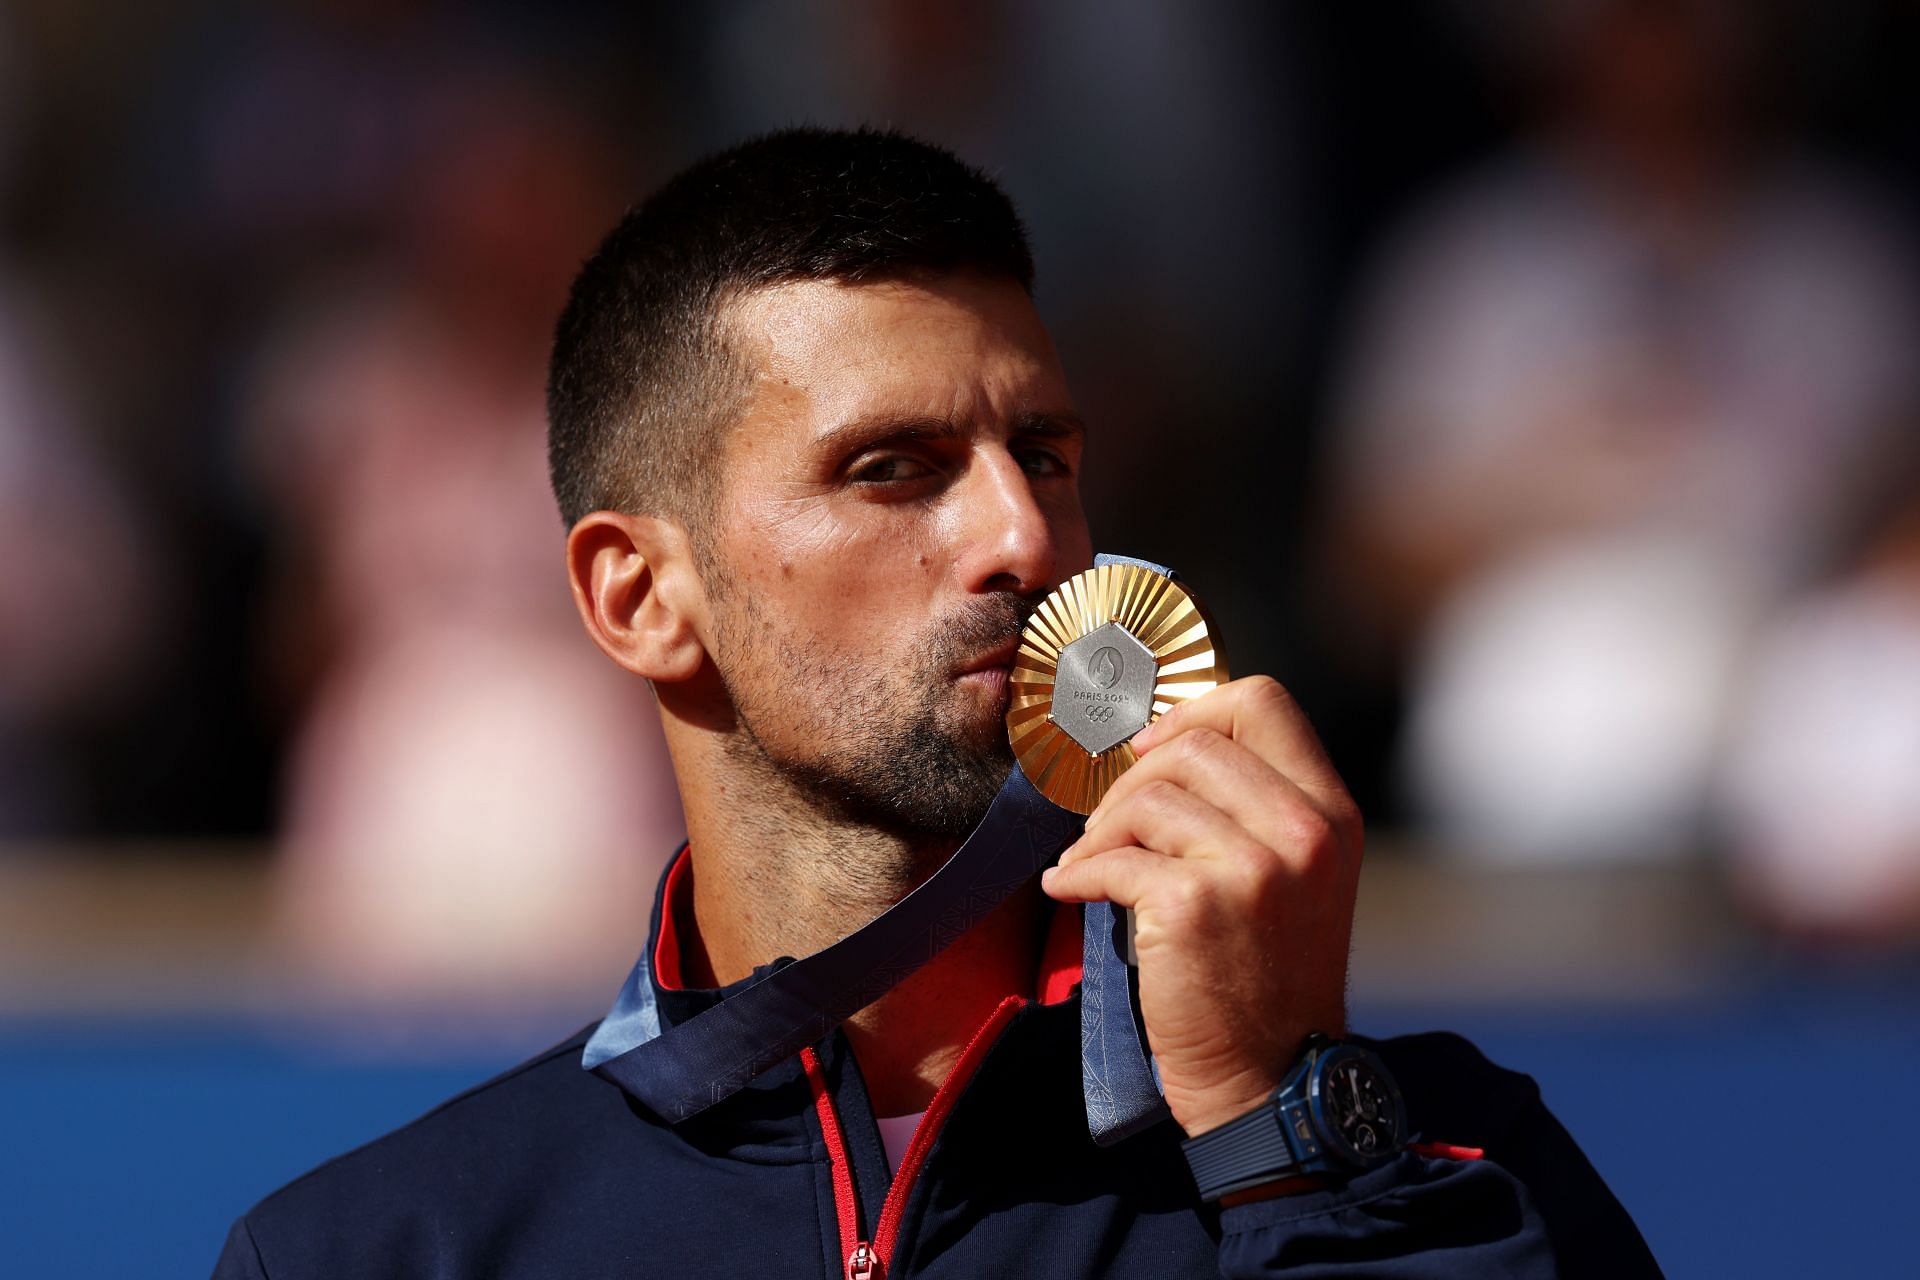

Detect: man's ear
565,511,709,683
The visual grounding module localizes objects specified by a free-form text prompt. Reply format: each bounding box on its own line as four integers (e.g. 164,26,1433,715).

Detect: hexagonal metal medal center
1051,621,1158,756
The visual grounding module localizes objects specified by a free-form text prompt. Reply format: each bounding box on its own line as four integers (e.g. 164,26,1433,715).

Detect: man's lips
954,638,1021,678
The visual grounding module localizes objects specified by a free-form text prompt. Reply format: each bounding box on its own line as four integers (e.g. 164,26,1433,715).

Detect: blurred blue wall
5,972,1916,1279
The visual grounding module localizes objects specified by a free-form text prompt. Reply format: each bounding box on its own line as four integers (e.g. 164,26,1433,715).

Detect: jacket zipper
801,996,1025,1280
845,1242,879,1279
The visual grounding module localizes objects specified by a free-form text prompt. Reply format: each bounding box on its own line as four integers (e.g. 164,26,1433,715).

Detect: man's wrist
1177,1080,1285,1139
1181,1035,1406,1202
1174,1030,1322,1137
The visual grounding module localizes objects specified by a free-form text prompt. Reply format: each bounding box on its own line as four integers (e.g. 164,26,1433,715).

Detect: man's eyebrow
1011,411,1088,440
812,414,961,457
813,410,1085,456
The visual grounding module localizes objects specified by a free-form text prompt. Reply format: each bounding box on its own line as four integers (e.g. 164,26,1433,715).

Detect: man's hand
1040,676,1363,1137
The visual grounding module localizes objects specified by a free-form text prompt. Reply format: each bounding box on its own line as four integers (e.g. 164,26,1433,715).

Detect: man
216,128,1659,1278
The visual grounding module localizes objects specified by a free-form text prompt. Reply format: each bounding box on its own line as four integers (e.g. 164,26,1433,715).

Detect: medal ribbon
587,553,1173,1143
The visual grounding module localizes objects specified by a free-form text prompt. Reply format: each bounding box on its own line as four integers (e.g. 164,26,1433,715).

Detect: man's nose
951,449,1071,596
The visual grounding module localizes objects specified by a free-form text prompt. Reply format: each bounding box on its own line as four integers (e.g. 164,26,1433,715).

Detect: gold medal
1007,561,1229,814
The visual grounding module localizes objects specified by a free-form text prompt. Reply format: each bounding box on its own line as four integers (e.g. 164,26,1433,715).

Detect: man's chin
944,675,1013,738
876,732,1014,842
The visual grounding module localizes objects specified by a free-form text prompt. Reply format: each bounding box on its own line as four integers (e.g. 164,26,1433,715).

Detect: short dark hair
546,127,1035,529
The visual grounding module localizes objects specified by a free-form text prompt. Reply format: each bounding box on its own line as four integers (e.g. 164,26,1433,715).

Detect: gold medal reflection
1009,563,1229,814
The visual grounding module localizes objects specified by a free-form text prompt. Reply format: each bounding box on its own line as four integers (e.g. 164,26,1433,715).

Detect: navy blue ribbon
587,552,1174,1143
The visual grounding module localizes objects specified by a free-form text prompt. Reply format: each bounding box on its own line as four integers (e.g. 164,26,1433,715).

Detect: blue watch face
1312,1047,1404,1167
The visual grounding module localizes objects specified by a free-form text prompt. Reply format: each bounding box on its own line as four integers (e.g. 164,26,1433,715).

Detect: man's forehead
720,278,868,370
709,274,1072,474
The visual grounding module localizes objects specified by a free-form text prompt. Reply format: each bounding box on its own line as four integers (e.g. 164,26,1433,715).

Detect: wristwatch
1181,1034,1407,1201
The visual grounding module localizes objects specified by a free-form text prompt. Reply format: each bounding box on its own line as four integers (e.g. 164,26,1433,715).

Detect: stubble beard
706,570,1040,857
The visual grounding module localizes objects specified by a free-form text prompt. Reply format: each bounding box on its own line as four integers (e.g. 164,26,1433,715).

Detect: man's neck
840,885,1043,1117
669,725,1044,1117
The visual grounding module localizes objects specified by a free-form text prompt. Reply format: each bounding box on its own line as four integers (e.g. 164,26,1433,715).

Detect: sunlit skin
566,272,1362,1137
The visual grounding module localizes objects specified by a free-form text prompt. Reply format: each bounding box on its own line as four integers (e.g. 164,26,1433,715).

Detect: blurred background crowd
2,2,1918,1275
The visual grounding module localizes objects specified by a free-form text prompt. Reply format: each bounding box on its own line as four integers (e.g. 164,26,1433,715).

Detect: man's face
697,272,1091,842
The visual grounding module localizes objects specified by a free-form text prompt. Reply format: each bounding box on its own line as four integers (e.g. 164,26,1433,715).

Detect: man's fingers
1040,845,1170,909
1132,675,1347,802
1085,725,1339,864
1063,778,1257,870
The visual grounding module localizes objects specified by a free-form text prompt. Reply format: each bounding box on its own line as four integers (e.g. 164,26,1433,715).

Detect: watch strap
1183,1035,1365,1199
1181,1097,1301,1201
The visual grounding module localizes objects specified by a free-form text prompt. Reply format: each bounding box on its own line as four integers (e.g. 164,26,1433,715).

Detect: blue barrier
3,972,1915,1279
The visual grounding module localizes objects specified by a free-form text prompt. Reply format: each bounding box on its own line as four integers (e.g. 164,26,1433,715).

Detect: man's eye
850,455,937,485
1017,449,1069,478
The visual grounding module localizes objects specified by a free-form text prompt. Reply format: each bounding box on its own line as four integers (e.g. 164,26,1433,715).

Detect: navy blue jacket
214,863,1660,1278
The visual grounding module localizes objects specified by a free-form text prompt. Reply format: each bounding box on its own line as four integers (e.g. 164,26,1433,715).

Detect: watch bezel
1304,1042,1407,1169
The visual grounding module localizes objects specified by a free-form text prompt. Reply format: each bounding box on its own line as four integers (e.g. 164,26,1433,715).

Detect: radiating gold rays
1008,563,1229,814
